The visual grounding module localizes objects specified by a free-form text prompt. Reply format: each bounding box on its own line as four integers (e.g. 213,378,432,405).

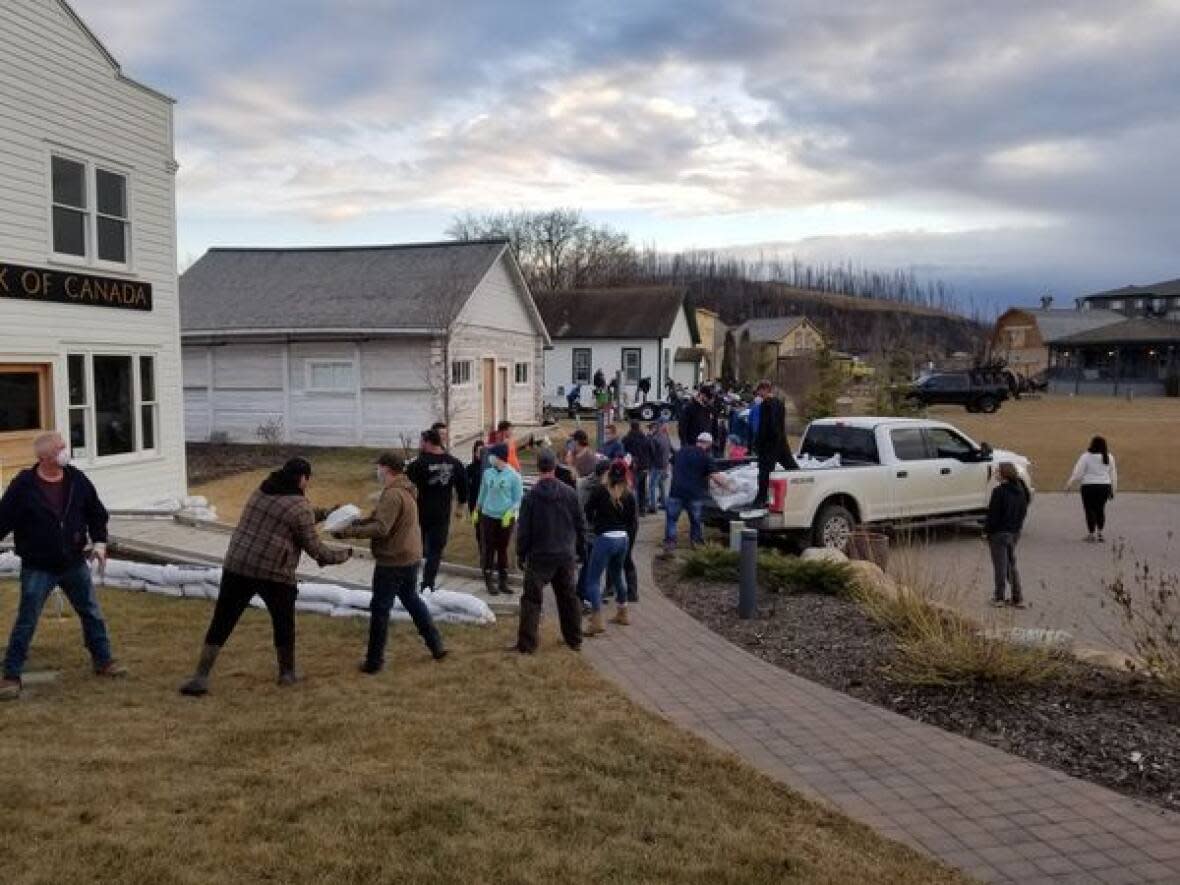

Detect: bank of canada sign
0,261,151,312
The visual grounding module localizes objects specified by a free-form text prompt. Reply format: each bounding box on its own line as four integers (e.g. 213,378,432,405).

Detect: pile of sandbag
796,453,842,469
0,552,494,625
136,495,219,522
712,464,759,512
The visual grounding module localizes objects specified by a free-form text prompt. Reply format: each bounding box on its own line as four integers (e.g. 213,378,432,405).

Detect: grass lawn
0,586,962,885
928,395,1180,492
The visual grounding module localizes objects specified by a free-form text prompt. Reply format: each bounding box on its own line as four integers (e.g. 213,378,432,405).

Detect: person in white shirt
1064,436,1117,543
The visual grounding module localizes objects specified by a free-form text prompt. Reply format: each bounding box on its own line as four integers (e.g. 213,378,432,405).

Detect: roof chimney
1040,294,1054,309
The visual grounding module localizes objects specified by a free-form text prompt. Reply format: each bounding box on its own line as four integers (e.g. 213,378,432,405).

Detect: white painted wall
0,0,184,507
543,338,661,406
666,306,700,388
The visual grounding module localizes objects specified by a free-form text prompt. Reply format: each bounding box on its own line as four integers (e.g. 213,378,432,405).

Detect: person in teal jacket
475,444,523,596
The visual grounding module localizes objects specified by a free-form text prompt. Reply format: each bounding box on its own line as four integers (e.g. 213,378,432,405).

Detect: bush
679,546,856,597
1104,549,1180,692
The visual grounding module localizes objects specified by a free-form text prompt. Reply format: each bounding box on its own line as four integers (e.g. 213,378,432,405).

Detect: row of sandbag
0,552,494,625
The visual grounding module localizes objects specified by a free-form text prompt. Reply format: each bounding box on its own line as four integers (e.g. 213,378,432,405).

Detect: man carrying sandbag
334,452,447,672
511,448,587,654
179,458,352,696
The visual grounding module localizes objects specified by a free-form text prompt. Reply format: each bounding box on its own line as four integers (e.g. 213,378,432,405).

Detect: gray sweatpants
988,532,1023,604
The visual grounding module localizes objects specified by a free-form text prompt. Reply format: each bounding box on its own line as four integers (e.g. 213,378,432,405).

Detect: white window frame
450,359,473,387
304,359,355,393
47,149,134,272
1110,300,1123,310
571,348,592,385
621,347,642,385
66,349,160,465
513,361,530,386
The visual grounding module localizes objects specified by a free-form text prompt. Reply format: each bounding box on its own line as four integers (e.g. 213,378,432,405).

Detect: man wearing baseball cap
664,431,733,554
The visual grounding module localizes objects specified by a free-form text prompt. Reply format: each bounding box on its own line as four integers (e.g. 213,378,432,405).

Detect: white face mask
55,448,71,468
376,466,387,484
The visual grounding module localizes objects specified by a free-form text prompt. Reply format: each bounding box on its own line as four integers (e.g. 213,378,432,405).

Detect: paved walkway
106,516,520,614
582,522,1180,884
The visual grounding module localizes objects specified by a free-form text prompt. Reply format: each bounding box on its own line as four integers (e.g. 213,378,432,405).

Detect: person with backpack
1065,436,1118,543
582,461,639,634
474,444,523,596
334,452,447,672
179,458,352,696
984,462,1030,609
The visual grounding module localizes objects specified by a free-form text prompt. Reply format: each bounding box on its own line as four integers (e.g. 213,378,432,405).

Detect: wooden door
498,366,509,425
0,363,53,484
482,359,496,432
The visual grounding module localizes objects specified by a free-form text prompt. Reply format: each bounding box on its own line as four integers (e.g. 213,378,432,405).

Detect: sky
73,0,1180,310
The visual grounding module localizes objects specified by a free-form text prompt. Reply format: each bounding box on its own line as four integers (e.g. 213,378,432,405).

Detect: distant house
179,240,551,446
1049,317,1180,396
693,307,726,379
991,298,1124,377
535,287,700,405
1076,277,1180,320
728,316,825,380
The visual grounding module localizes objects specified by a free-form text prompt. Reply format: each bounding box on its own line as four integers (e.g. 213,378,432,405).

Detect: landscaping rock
846,560,903,601
1073,644,1141,672
979,627,1076,651
800,547,848,565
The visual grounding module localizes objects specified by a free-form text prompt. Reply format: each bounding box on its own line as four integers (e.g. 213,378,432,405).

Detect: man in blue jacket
0,432,126,700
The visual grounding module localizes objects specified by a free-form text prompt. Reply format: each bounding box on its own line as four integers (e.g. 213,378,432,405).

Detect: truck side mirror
978,442,993,460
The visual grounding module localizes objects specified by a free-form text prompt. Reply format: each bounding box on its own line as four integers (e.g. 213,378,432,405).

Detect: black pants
367,564,442,666
204,570,296,649
634,469,649,514
480,515,514,574
420,519,450,590
517,555,582,652
1081,484,1112,533
756,441,799,504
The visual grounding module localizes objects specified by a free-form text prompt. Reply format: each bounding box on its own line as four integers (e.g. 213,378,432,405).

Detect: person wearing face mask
0,433,126,701
179,458,352,696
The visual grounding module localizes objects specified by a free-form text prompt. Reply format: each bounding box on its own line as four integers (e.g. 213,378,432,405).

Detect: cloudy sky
75,0,1180,308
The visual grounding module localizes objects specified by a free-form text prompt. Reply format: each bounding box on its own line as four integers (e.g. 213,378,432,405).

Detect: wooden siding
0,0,184,507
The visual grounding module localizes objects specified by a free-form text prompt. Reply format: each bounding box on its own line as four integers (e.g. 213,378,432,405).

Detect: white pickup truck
736,417,1034,549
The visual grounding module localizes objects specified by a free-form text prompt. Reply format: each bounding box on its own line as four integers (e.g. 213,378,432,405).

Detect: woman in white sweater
1064,436,1117,542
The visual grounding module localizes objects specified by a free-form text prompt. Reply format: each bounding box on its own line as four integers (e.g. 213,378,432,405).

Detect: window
572,348,591,385
1110,300,1123,311
450,360,472,386
93,355,134,456
68,353,158,460
622,347,642,384
68,354,91,458
800,425,879,465
0,371,42,432
306,360,354,392
514,361,529,385
890,428,929,461
926,428,974,461
1135,299,1145,309
50,154,130,266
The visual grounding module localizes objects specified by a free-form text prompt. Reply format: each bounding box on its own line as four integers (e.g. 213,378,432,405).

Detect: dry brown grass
0,586,964,885
928,395,1180,492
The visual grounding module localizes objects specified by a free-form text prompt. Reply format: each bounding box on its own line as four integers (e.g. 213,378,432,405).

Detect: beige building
693,307,726,379
730,316,826,380
990,304,1123,377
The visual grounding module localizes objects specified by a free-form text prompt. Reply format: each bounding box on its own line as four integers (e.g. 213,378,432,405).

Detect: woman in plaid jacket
179,458,351,696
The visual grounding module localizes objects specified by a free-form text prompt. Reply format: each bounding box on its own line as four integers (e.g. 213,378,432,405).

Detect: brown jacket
224,488,350,584
337,475,423,567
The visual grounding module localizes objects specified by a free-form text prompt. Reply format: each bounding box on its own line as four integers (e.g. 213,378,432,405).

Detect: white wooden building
0,0,186,507
535,287,702,406
180,241,550,447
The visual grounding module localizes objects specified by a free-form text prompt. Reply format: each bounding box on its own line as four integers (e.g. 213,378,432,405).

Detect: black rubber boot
498,570,513,596
179,644,220,697
484,569,499,596
276,644,301,686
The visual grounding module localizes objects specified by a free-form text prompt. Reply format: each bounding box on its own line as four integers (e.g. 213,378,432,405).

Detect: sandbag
322,504,362,533
427,590,495,624
128,562,167,583
296,583,346,606
146,584,184,598
335,587,374,610
295,600,336,616
330,606,368,619
0,551,18,574
712,464,759,512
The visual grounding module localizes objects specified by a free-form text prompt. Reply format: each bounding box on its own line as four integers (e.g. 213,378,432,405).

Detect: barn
179,240,551,447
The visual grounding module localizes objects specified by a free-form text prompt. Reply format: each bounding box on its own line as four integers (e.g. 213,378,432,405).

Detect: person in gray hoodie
512,449,587,653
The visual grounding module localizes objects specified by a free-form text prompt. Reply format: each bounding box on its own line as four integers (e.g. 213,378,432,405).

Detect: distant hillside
686,280,983,359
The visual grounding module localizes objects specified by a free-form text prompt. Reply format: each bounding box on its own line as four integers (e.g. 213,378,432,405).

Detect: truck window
800,425,879,464
926,428,975,460
890,428,928,461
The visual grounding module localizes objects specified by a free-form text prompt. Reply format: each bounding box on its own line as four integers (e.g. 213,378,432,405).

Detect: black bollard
738,528,758,619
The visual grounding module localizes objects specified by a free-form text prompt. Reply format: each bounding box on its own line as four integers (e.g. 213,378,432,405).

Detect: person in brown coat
334,452,446,672
179,458,352,696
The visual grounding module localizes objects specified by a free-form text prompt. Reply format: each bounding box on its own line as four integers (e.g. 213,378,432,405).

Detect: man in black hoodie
622,420,654,515
407,428,468,592
512,449,586,653
0,432,126,700
753,380,800,506
677,385,716,450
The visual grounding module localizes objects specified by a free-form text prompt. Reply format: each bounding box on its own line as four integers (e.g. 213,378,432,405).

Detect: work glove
501,511,515,528
471,511,481,526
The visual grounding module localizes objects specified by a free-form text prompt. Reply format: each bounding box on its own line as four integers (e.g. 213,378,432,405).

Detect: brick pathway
581,522,1180,884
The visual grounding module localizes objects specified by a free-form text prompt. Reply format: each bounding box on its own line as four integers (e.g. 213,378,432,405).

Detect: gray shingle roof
1055,317,1180,345
734,316,808,343
1082,277,1180,302
1021,308,1125,342
534,287,691,339
180,240,516,333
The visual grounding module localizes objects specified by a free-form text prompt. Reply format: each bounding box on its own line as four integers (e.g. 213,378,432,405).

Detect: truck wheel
638,404,656,421
977,396,999,414
658,406,674,421
966,402,981,413
812,503,856,551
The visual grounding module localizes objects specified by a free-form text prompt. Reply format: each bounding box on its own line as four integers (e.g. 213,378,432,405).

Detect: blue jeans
648,468,668,511
4,564,113,679
367,564,443,667
583,534,628,612
664,497,704,547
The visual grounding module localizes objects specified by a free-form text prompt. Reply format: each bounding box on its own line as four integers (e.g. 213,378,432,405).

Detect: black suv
906,371,1009,413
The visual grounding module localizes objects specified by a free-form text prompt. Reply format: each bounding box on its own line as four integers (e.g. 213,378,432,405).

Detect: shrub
679,546,856,597
1104,546,1180,692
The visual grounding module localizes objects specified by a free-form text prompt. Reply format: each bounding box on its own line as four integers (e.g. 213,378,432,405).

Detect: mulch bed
655,556,1180,812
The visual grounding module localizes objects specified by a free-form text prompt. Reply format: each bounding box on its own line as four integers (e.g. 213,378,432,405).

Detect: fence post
729,520,744,552
595,409,607,450
738,528,758,619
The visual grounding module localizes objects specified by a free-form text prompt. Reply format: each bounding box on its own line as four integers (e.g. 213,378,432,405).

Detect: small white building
0,0,186,507
535,287,702,406
180,241,551,447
